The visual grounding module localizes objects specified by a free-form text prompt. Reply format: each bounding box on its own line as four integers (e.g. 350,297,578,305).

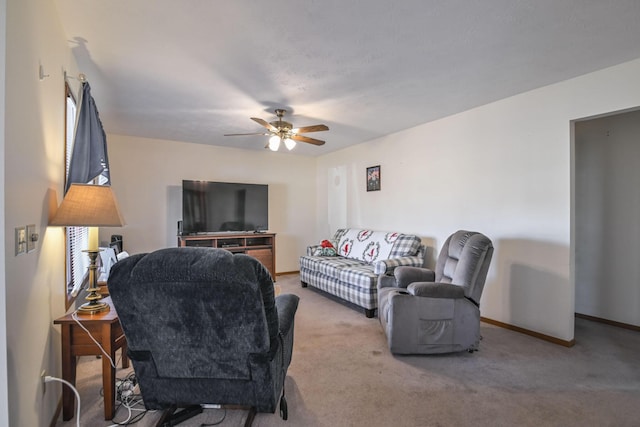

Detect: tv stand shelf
178,232,276,279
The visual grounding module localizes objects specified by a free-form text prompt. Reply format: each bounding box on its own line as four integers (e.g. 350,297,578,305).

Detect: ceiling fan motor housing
270,120,293,131
271,109,293,137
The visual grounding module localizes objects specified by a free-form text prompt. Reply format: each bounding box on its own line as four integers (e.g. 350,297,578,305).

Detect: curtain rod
64,71,87,83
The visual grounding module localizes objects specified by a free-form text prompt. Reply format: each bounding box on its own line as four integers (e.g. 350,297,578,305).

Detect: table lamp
50,184,125,315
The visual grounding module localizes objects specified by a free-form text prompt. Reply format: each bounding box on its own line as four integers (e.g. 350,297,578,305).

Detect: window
64,82,88,309
63,80,112,309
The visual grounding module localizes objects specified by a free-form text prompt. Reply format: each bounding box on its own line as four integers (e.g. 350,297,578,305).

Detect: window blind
65,85,89,295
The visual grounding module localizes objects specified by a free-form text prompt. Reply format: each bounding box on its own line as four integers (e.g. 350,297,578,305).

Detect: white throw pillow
337,230,399,263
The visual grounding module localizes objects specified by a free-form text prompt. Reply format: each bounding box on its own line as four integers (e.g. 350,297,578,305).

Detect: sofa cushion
332,229,349,246
299,255,321,272
389,234,422,258
337,230,399,263
317,257,366,277
338,264,377,290
301,255,358,274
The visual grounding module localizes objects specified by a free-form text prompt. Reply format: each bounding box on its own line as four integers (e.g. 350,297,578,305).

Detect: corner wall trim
276,270,299,277
481,317,575,347
575,312,640,332
49,398,62,427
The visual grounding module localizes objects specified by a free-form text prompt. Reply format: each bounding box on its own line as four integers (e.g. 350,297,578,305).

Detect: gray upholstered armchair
377,230,493,354
108,247,299,426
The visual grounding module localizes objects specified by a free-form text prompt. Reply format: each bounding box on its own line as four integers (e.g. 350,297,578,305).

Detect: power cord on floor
50,367,223,426
45,363,132,426
101,372,137,401
107,398,148,426
108,373,152,426
44,376,81,427
199,409,227,426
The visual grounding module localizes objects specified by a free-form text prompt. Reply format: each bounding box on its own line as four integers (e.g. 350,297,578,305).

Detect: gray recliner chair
108,247,299,426
377,230,493,354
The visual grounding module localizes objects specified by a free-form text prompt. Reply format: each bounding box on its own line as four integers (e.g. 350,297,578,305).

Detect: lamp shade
50,184,125,227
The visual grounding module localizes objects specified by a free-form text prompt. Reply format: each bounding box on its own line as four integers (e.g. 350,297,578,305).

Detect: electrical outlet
41,370,46,394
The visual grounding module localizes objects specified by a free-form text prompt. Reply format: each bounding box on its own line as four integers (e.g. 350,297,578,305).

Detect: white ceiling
53,1,640,156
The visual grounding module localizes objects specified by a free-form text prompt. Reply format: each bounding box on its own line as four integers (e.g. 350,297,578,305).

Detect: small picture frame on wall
366,165,381,192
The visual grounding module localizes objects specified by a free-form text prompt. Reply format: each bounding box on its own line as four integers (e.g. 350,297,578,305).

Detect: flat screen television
181,180,269,234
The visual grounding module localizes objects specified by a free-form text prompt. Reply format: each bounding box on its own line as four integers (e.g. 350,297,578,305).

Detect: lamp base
77,300,110,315
76,248,110,315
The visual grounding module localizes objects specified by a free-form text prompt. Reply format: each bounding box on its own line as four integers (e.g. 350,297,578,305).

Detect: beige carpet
55,274,640,427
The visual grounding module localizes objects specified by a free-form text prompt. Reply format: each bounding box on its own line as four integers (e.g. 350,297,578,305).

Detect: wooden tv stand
178,232,276,279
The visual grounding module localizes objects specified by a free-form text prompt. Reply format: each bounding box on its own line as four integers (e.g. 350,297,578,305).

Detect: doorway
574,108,640,330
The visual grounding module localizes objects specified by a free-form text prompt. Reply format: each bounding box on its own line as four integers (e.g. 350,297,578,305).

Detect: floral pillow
337,229,397,263
312,239,337,256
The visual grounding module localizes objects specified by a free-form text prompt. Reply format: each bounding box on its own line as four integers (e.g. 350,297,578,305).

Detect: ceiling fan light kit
269,135,281,151
225,108,328,152
268,135,295,151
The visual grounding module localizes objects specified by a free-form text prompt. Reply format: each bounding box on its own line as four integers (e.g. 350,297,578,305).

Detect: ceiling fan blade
292,134,325,146
295,124,329,133
251,117,279,132
223,132,268,136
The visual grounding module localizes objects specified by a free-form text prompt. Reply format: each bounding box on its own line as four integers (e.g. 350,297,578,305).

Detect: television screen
182,180,269,234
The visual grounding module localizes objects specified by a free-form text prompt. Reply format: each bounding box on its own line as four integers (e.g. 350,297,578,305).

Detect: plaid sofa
299,229,425,318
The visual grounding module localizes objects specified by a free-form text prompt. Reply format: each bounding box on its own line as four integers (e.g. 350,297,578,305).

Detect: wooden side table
53,297,129,420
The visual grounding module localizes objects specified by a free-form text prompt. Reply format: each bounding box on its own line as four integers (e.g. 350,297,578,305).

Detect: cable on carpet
199,408,227,426
107,373,152,426
44,376,81,427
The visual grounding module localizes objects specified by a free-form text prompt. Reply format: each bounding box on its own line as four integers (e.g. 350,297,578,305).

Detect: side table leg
60,324,77,421
102,323,116,420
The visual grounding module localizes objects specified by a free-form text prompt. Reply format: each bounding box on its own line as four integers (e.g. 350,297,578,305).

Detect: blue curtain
65,81,111,193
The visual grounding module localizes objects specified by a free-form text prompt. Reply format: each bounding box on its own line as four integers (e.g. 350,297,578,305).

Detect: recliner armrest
377,274,397,289
394,266,436,288
407,282,465,299
275,293,300,336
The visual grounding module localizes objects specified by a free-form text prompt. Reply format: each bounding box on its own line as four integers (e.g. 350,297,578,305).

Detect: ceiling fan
224,109,329,151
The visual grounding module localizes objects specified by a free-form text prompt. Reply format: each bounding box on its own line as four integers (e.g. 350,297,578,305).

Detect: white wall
106,134,317,273
4,0,78,425
316,58,640,342
0,0,9,423
575,109,640,326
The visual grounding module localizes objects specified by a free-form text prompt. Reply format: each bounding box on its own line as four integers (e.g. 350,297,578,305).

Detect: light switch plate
27,224,36,253
15,227,26,256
